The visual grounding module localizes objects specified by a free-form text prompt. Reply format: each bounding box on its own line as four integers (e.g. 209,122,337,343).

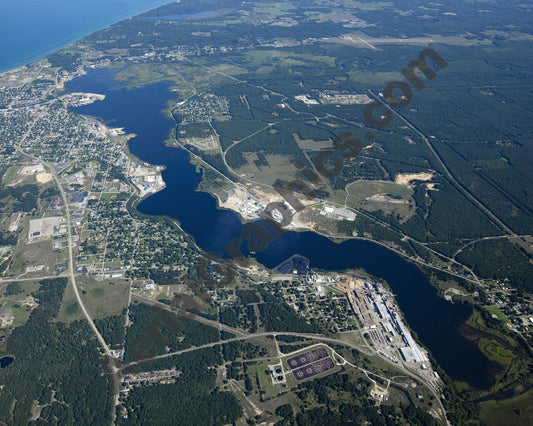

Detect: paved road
17,149,112,356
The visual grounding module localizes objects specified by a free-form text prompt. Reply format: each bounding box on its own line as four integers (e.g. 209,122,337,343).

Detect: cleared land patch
346,179,413,219
394,172,434,187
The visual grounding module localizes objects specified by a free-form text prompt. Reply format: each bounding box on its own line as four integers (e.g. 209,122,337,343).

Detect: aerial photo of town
0,0,532,424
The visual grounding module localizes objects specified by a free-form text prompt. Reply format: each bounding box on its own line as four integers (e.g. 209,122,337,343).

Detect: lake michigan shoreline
0,0,174,74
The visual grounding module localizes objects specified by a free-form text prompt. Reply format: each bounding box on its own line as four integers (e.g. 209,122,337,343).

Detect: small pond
0,356,15,368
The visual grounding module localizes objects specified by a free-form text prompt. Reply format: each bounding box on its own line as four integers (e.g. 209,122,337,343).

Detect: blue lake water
0,0,173,73
69,68,499,389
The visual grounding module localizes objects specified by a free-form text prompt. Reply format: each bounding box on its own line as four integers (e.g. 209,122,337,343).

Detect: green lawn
346,180,413,202
486,305,507,322
252,360,282,398
2,166,20,185
100,193,118,200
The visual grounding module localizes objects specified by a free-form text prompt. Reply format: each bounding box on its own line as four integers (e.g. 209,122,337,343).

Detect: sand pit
36,173,53,183
394,172,433,186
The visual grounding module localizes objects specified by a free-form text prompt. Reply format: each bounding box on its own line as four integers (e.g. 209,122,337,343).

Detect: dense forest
0,183,39,212
95,312,127,347
120,348,242,425
0,278,113,424
124,303,220,362
0,230,18,246
456,239,533,292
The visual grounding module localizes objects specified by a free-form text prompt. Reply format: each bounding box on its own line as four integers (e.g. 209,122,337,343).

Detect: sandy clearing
36,173,53,183
394,172,433,186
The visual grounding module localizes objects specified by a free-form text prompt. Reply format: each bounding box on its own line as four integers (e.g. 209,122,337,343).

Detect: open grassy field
56,281,84,322
251,2,297,20
114,64,178,88
346,180,412,202
2,166,20,185
235,153,301,185
346,179,414,219
486,305,507,323
0,299,32,328
244,49,336,67
296,207,342,235
114,63,209,92
56,277,129,322
78,276,130,319
250,360,283,399
100,193,119,200
348,70,403,85
10,239,66,278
